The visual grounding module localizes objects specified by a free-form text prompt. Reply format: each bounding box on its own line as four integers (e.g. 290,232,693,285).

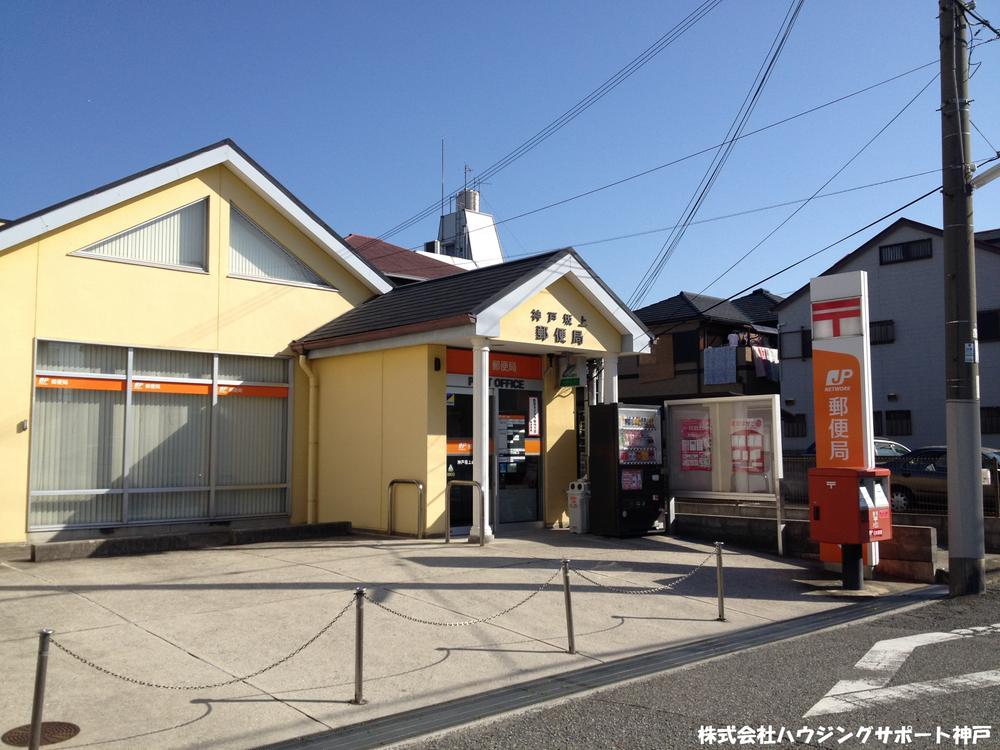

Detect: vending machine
589,404,665,537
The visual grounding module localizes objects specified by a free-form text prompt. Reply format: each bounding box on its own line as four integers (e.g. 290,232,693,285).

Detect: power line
696,72,938,297
627,0,806,308
958,0,1000,39
412,57,942,252
971,120,998,153
643,186,941,337
496,167,942,257
361,0,723,250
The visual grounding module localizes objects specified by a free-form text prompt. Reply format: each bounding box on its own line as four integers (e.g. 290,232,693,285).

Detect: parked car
882,446,1000,512
801,438,911,464
780,438,912,503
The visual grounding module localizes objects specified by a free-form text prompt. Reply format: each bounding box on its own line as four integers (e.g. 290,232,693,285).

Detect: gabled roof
774,217,1000,311
344,233,465,281
731,288,784,323
292,248,650,353
634,291,752,327
0,139,393,295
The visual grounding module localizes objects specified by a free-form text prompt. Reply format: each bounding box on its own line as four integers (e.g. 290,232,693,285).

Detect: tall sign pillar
809,271,880,589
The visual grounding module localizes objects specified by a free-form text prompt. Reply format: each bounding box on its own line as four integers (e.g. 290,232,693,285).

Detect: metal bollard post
561,560,576,655
715,542,726,622
29,629,53,750
351,589,367,705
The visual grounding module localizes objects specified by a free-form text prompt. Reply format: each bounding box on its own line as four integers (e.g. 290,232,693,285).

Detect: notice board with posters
664,395,782,501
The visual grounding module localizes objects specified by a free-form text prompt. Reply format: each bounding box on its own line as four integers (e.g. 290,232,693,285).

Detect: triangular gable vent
72,199,207,270
229,206,333,289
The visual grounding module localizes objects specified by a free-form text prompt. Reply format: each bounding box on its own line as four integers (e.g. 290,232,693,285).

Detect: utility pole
939,0,985,596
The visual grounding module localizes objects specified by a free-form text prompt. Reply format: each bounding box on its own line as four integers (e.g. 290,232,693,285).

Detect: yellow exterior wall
497,277,622,353
314,345,446,536
543,362,578,526
0,165,375,542
0,240,40,542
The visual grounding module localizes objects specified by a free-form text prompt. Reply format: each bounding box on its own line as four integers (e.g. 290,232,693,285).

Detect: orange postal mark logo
812,350,864,468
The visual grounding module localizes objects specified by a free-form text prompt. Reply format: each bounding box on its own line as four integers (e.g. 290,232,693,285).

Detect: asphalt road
404,581,1000,749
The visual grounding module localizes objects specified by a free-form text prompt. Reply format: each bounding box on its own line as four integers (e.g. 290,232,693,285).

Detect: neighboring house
775,217,1000,451
618,289,783,403
343,233,465,286
416,188,506,270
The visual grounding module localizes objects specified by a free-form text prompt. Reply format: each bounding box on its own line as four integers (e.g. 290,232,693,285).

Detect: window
672,331,700,364
885,409,912,436
879,238,933,265
982,407,1000,435
229,207,332,288
870,320,895,345
72,199,207,271
979,309,1000,342
800,329,812,359
783,413,807,438
872,410,884,436
28,341,290,529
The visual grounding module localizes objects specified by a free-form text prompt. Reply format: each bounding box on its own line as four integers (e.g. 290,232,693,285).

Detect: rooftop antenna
440,139,445,217
464,163,473,192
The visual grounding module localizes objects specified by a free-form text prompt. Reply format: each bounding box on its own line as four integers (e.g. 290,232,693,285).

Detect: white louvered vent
228,207,332,288
73,199,207,270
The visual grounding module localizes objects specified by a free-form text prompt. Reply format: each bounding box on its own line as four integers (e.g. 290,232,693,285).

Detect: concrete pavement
0,529,924,749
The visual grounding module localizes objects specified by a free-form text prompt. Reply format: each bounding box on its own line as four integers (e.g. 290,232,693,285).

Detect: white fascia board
306,324,477,359
474,254,650,353
0,149,224,253
223,149,391,295
0,144,392,296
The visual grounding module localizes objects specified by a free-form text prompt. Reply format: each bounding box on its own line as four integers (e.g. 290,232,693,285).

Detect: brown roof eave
291,313,476,354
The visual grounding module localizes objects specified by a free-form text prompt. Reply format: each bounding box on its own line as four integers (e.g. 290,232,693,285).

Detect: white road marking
805,622,1000,717
806,670,1000,716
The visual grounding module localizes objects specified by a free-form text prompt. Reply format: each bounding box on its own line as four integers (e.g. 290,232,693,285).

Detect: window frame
878,238,933,266
885,409,913,437
28,338,293,530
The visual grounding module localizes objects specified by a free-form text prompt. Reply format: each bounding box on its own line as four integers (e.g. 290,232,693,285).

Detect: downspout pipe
297,354,319,525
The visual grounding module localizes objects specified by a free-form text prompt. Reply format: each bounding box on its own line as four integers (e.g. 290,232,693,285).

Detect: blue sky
3,1,999,305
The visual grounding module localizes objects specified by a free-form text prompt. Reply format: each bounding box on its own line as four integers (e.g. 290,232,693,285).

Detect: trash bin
567,479,590,534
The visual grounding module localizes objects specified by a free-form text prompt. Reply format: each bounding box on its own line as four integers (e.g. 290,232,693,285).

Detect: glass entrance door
494,389,541,524
446,387,542,531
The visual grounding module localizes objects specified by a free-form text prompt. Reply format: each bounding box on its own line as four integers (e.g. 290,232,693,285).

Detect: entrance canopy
290,249,650,357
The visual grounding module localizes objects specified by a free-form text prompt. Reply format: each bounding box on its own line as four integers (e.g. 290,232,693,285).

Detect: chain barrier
571,551,715,595
363,567,561,627
49,596,355,691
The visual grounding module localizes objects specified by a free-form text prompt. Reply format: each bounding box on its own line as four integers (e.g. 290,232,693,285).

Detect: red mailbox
808,466,892,545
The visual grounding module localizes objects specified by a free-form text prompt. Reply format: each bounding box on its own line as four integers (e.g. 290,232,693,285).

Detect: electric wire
627,0,805,308
695,72,938,297
972,120,998,153
643,186,941,339
411,58,943,252
497,167,942,258
359,0,723,250
379,55,944,254
958,0,1000,39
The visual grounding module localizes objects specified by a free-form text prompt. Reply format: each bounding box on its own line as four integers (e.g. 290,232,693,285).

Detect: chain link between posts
571,551,715,595
48,596,355,690
363,567,562,627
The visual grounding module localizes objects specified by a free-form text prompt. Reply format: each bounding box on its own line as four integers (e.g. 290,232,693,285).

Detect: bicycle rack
444,479,486,546
387,479,425,539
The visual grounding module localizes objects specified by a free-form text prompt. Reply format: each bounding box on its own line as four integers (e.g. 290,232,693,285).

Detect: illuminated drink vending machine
589,404,665,536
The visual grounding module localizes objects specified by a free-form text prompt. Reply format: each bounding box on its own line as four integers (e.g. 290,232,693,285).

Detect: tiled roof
731,288,784,323
635,291,751,327
344,234,466,281
294,249,571,349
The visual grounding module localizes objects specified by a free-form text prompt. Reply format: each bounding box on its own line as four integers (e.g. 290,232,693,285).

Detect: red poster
680,418,711,472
